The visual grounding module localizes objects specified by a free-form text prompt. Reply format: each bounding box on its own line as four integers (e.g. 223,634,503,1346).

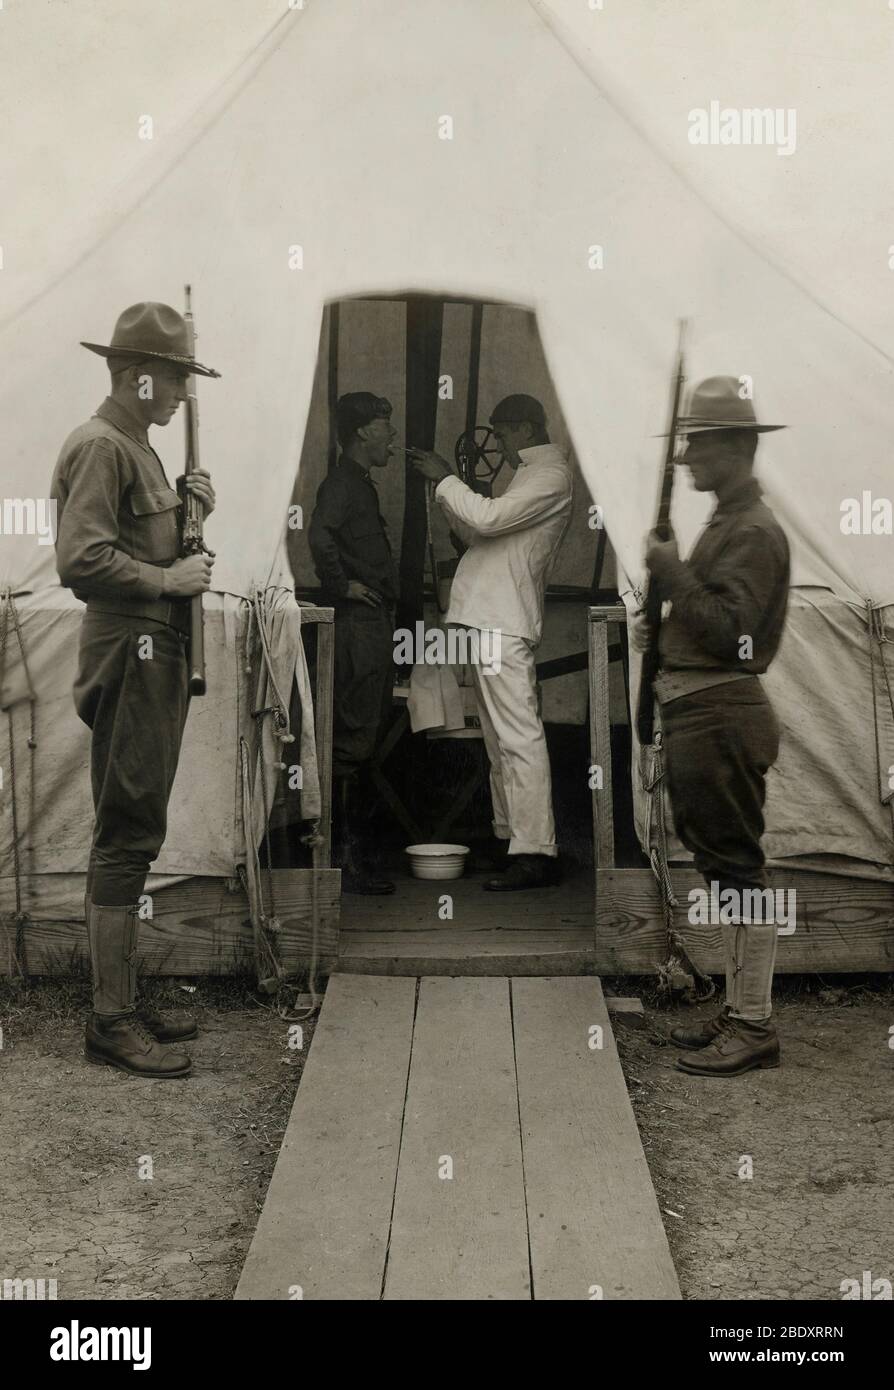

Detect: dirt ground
0,974,317,1301
1,971,891,1301
610,973,894,1300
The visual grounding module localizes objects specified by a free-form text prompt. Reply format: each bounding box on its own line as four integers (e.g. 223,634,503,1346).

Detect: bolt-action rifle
181,285,211,696
635,320,687,745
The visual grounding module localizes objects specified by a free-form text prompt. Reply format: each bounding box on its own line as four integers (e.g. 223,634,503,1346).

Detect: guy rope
0,589,37,978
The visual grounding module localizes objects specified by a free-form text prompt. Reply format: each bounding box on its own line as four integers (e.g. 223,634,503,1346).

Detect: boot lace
127,1014,158,1049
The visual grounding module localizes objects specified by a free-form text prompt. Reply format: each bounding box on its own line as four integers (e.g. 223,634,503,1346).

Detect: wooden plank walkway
236,973,679,1301
235,974,416,1300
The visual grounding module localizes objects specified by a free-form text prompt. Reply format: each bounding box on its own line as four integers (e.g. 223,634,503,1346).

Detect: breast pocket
125,486,182,563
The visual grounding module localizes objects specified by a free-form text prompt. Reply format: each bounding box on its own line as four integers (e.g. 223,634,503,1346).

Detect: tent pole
326,302,340,472
465,301,483,436
313,610,335,869
398,296,444,630
588,607,616,873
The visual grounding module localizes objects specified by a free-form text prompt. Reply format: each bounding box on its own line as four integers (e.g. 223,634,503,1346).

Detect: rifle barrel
635,320,687,746
183,284,207,697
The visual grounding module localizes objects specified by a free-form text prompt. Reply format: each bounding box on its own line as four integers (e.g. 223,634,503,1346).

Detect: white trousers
471,631,558,857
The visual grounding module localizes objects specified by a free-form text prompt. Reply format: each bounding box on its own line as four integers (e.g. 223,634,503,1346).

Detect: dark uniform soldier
51,302,219,1078
635,377,790,1077
308,392,398,895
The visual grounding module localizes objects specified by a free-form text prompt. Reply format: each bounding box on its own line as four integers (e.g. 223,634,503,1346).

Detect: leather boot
84,903,192,1077
137,1007,198,1043
669,1004,733,1049
485,835,511,867
483,853,559,892
676,1015,780,1076
333,775,394,895
86,1013,193,1078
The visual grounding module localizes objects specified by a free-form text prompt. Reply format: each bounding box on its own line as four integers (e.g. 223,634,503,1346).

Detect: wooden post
399,297,445,631
308,605,335,869
588,607,618,874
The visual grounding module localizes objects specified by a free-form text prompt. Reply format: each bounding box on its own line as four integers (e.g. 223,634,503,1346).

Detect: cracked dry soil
613,980,894,1300
0,978,316,1300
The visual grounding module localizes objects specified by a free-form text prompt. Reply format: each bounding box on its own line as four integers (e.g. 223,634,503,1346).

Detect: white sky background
3,0,892,352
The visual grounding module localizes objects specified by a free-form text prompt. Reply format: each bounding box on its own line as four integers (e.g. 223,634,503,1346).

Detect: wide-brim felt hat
81,302,220,378
669,375,783,434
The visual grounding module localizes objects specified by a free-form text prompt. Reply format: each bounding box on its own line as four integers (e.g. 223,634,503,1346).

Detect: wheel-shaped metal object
454,426,503,496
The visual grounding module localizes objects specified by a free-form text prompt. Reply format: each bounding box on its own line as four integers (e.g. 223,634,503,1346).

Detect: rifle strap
642,733,678,948
643,731,715,1001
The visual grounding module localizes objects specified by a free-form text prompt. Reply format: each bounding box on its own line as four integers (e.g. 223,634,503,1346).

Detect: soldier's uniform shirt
654,476,790,703
308,457,398,604
434,445,573,857
652,475,791,893
308,457,398,776
50,396,191,906
52,396,187,617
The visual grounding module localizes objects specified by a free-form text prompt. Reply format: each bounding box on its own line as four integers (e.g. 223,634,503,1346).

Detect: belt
85,595,191,636
654,669,754,705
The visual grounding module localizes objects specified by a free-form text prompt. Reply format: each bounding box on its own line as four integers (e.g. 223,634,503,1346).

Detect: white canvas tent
1,0,892,945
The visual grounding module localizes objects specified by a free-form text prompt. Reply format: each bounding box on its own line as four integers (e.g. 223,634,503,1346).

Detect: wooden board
338,870,595,975
236,974,678,1300
338,929,596,976
596,867,894,974
513,978,680,1300
236,974,416,1299
312,612,335,867
341,873,593,930
588,608,618,869
383,977,531,1300
2,870,341,976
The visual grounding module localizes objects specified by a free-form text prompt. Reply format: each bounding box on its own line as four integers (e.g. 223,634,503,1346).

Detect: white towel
407,662,465,733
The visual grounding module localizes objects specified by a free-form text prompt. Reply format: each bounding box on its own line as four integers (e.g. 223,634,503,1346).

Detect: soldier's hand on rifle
645,527,680,580
345,580,383,608
164,553,215,597
629,610,653,654
182,469,216,515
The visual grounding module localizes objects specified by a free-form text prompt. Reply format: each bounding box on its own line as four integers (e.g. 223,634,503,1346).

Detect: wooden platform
235,972,680,1301
337,861,894,977
337,866,595,976
2,870,341,977
597,866,894,974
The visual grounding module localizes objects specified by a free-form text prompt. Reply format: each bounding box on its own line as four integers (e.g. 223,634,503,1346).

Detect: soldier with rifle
51,301,218,1078
633,375,790,1077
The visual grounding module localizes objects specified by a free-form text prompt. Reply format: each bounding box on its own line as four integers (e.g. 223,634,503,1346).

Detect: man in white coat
409,394,573,890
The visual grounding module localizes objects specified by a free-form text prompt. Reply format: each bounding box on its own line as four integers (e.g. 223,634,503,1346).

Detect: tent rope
247,587,288,988
0,589,38,979
244,587,322,1019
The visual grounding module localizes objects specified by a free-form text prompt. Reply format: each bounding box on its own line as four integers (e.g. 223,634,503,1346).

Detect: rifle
182,284,208,697
635,319,687,746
